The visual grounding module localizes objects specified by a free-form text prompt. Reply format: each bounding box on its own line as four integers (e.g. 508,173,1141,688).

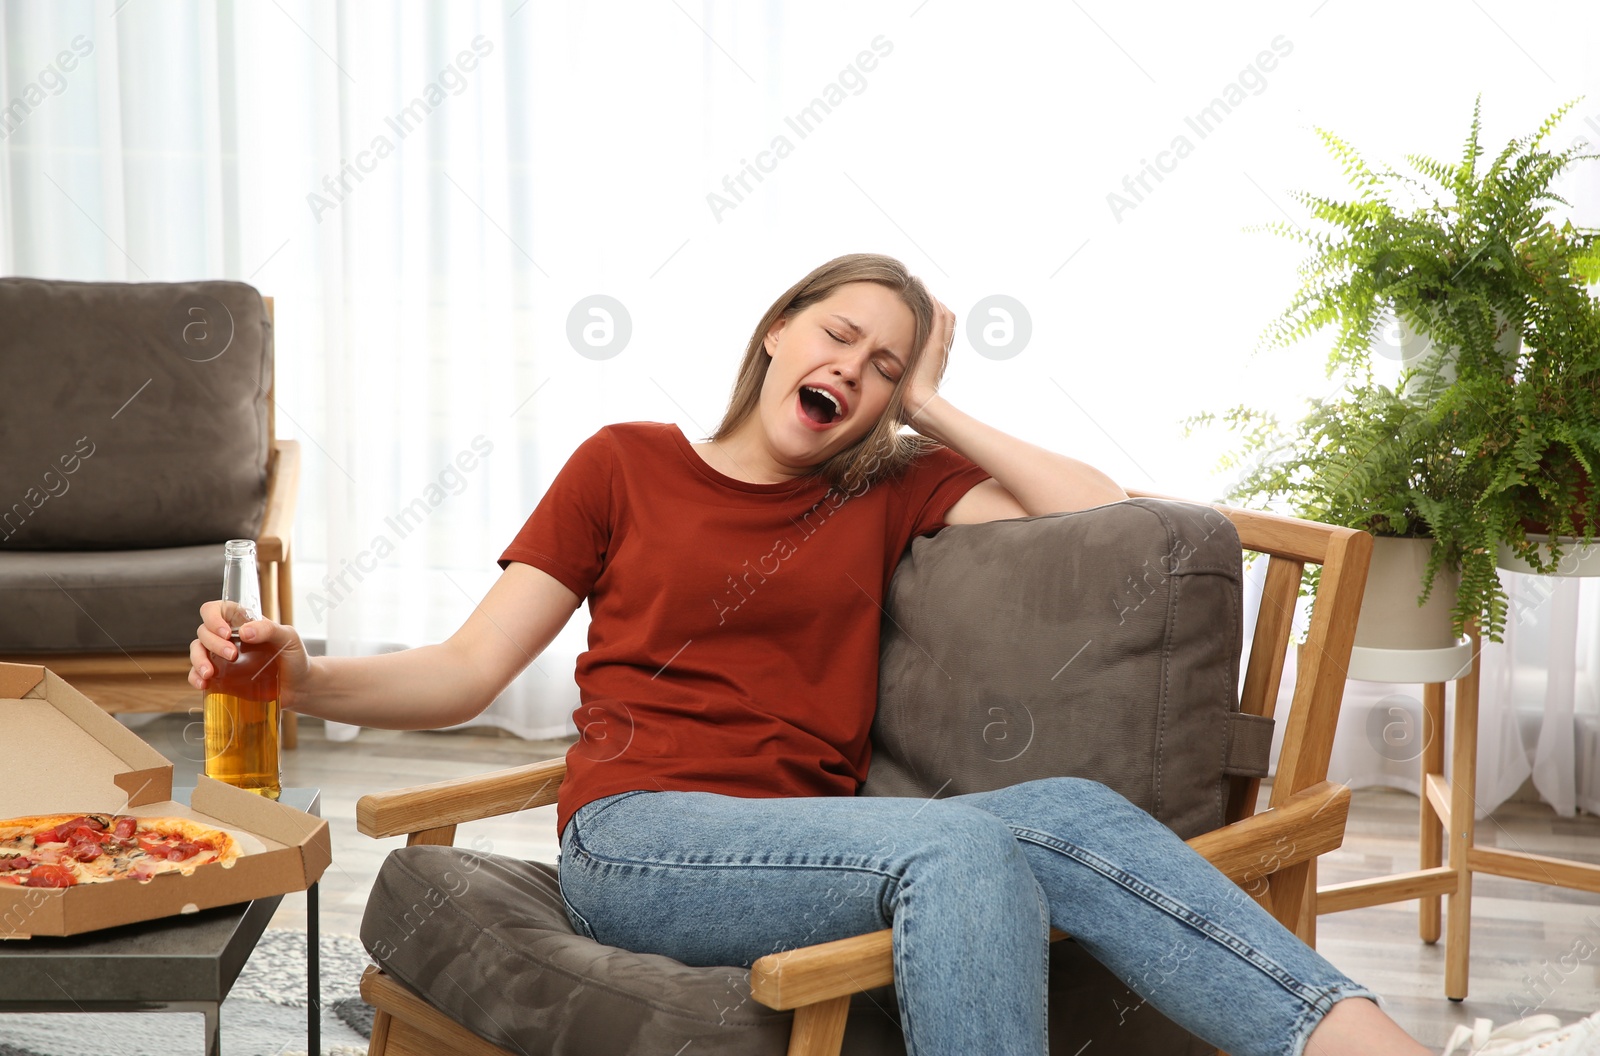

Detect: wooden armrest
749,780,1351,1011
751,929,895,1012
1125,489,1369,567
1122,487,1190,503
356,756,567,839
1184,779,1350,880
257,439,301,564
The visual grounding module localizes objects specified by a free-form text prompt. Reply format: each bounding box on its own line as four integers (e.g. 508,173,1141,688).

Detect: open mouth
797,385,844,426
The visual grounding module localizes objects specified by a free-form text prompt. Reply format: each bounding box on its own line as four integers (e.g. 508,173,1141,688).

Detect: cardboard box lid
0,664,172,810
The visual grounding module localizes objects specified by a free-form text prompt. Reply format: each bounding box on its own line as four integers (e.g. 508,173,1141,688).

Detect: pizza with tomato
0,813,241,888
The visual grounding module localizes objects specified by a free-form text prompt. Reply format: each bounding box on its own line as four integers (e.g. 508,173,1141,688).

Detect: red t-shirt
497,421,993,835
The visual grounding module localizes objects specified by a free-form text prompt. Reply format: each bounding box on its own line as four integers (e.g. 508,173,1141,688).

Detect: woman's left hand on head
903,296,954,425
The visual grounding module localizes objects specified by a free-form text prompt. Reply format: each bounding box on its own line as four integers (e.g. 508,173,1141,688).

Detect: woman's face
754,281,916,469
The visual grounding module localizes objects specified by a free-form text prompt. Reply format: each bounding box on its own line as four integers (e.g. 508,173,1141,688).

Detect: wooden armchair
0,283,301,746
354,496,1371,1056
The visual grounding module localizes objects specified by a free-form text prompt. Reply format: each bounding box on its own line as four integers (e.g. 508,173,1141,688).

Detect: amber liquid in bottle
203,632,282,799
203,539,282,799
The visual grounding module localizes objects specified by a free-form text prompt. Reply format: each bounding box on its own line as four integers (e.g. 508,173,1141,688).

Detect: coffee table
0,787,321,1056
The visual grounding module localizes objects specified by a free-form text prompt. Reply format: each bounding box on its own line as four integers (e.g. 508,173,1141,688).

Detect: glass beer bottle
203,539,282,798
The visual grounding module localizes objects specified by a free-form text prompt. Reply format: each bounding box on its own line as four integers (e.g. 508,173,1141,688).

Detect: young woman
191,253,1581,1055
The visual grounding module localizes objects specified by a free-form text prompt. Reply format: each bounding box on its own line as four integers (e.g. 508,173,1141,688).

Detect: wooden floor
134,713,1600,1052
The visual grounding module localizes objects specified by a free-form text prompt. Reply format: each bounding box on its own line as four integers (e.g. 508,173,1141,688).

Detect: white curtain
3,1,1598,806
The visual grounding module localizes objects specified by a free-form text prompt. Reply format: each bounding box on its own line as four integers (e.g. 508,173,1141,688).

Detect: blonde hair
708,253,946,495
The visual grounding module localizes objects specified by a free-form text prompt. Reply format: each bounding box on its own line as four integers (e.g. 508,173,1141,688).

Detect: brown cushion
863,497,1259,839
363,845,904,1056
0,546,223,652
0,278,271,550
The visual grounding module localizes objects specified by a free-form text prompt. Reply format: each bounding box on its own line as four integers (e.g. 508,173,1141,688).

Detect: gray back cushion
863,498,1260,841
0,278,271,550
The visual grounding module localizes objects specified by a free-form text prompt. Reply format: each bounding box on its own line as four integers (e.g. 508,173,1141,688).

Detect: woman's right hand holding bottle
189,600,312,707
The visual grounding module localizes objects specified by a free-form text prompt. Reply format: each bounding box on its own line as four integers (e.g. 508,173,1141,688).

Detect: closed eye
827,328,898,381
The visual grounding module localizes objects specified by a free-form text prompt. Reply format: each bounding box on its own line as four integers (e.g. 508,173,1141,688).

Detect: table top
0,787,319,1006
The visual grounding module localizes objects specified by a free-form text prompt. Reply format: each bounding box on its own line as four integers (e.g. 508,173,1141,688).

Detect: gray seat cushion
366,849,1216,1056
363,845,904,1056
0,545,223,652
0,277,271,551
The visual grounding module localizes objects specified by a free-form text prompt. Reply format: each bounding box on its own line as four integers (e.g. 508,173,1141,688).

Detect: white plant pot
1396,311,1520,389
1353,536,1462,650
1496,534,1600,576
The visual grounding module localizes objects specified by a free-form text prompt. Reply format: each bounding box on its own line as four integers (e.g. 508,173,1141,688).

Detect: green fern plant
1190,97,1600,644
1255,95,1598,384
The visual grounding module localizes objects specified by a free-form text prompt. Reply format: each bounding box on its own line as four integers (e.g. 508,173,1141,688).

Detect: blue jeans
557,778,1380,1056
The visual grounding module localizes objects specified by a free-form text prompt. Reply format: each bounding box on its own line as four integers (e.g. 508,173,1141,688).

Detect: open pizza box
0,662,331,939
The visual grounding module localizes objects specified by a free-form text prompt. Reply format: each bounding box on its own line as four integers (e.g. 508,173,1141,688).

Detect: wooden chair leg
1419,681,1446,943
787,996,851,1056
1296,858,1317,948
271,556,299,750
1265,860,1313,943
276,554,295,626
257,562,281,640
368,1008,393,1055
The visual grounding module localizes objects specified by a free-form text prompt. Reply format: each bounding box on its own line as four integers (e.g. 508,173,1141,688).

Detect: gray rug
0,930,375,1056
